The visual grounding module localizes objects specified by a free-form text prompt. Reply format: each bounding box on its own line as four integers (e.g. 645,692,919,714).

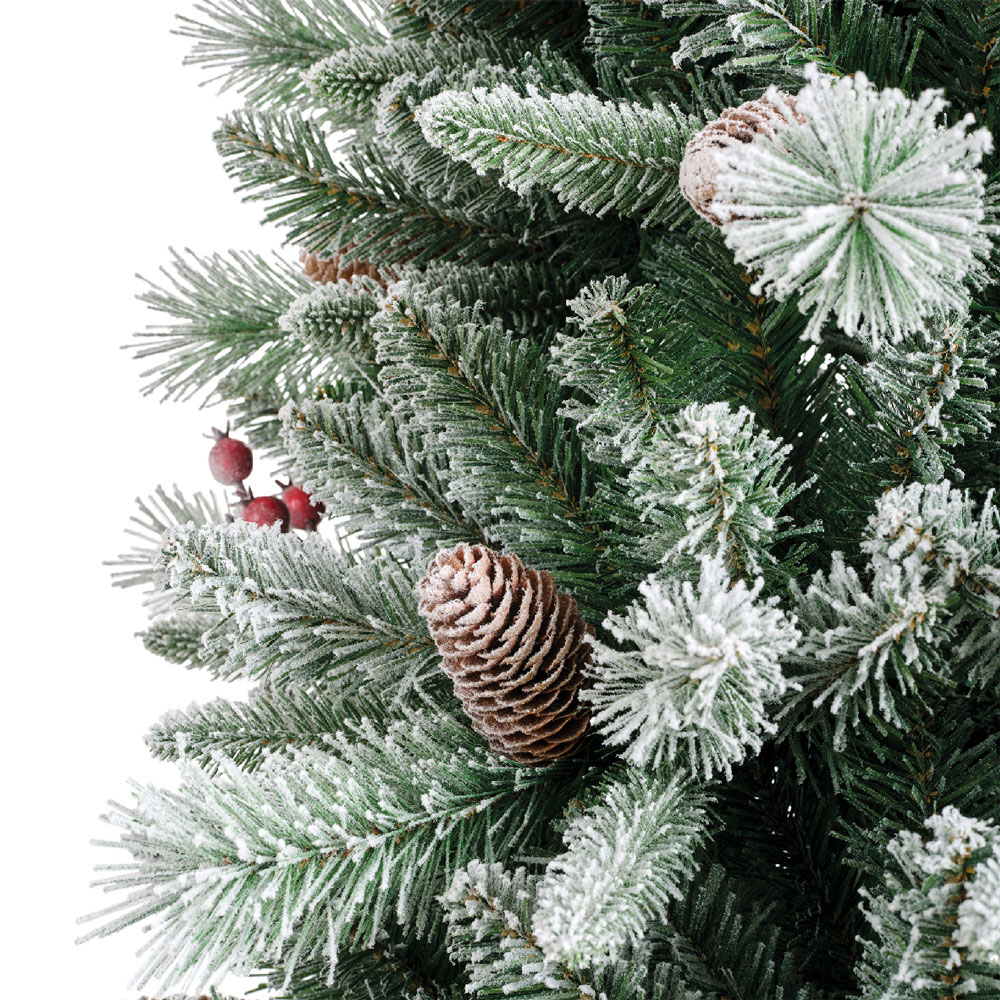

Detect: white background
5,3,288,995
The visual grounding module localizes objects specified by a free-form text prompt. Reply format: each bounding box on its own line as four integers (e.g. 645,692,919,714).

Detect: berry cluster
207,425,324,532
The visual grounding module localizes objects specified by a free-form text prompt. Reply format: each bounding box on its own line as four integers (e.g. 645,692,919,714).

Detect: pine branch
665,0,919,90
134,249,369,406
146,686,376,773
306,37,514,119
176,0,384,108
628,401,805,576
809,317,997,527
400,258,586,338
79,716,571,992
266,951,460,1000
586,556,799,778
640,229,822,441
552,276,729,463
713,67,993,346
372,52,599,242
441,861,681,1000
281,395,482,563
383,0,590,50
532,766,708,968
109,486,226,605
585,0,710,103
139,613,239,680
416,85,699,228
215,111,561,266
855,807,1000,999
787,481,1000,745
371,284,633,615
157,521,446,705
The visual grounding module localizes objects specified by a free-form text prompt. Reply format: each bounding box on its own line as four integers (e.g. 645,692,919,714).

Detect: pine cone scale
418,543,592,765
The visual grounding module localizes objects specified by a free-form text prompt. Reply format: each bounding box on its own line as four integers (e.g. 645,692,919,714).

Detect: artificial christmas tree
81,2,1000,998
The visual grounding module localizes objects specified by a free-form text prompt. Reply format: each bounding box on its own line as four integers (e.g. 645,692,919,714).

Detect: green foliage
306,38,493,119
146,686,373,773
652,863,825,1000
157,521,446,705
586,556,800,778
666,0,919,92
177,0,383,107
282,395,479,562
400,258,587,337
553,275,728,462
266,952,460,1000
441,861,683,1000
92,2,1000,997
416,85,699,228
109,485,225,600
215,111,561,266
855,807,1000,999
383,0,590,51
628,401,805,575
787,482,1000,744
532,766,708,967
810,317,997,523
139,612,237,679
79,715,572,991
371,285,626,613
134,249,337,405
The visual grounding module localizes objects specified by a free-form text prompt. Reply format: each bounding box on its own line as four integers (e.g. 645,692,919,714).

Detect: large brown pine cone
679,95,801,226
418,543,592,766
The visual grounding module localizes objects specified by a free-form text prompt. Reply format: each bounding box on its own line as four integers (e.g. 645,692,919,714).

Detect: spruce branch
140,613,239,680
109,486,226,602
400,258,585,337
214,111,554,266
552,276,728,463
371,284,625,613
146,687,373,774
372,47,594,225
415,85,699,228
265,951,460,1000
79,716,568,991
787,482,1000,743
384,0,590,49
532,767,708,968
628,401,803,575
665,0,918,91
441,861,678,1000
281,395,482,562
305,37,513,119
856,806,1000,999
134,249,372,406
713,65,994,346
585,555,800,778
176,0,384,107
814,316,997,504
158,521,445,705
277,275,383,369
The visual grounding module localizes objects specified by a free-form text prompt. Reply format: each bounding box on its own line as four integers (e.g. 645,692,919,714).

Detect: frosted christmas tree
80,2,1000,998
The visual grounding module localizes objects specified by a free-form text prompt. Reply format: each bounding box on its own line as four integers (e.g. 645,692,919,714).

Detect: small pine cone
300,246,393,289
418,543,592,766
679,95,801,226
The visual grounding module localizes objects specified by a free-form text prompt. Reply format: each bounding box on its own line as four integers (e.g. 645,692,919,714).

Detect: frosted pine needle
584,555,800,778
713,64,993,346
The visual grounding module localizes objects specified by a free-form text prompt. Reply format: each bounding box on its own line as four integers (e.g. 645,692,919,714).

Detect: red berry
278,482,325,531
241,496,290,532
208,428,253,485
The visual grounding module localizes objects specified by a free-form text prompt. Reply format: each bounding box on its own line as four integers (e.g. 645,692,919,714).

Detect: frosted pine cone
679,96,800,226
418,543,592,766
300,246,393,288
